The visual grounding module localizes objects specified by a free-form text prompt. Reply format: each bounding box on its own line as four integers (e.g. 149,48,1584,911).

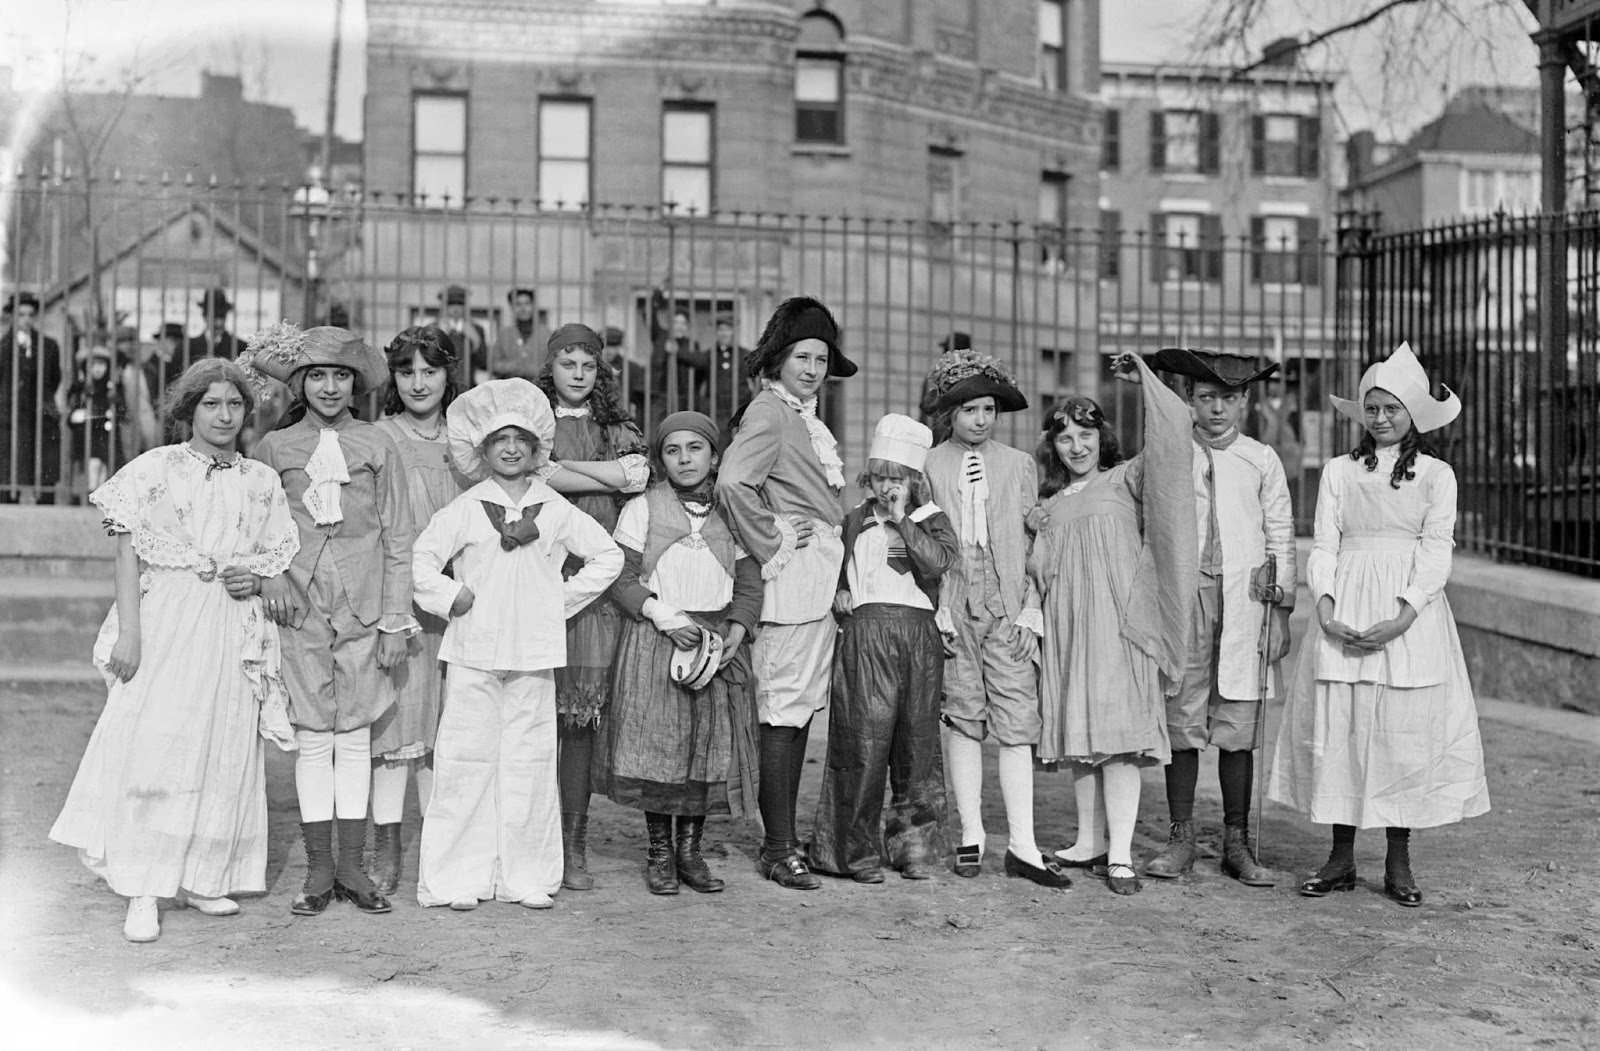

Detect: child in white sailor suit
412,379,622,911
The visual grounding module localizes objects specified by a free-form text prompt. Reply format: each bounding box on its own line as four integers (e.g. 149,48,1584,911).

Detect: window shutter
1201,213,1224,282
1149,212,1166,282
1099,208,1122,278
1250,116,1265,176
1249,216,1265,283
1149,111,1165,172
1298,216,1321,285
1200,112,1221,174
1298,116,1322,178
1103,109,1120,171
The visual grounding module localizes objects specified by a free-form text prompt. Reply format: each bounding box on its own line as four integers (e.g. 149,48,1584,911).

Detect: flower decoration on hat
924,347,1028,413
242,322,388,394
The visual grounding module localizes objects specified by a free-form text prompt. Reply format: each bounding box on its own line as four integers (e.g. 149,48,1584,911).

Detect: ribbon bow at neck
959,449,989,549
480,501,542,551
861,514,912,574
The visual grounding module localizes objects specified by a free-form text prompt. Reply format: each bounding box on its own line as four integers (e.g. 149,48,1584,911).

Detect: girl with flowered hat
249,322,418,918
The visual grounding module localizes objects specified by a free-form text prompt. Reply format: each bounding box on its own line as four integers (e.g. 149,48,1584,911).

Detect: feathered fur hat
746,296,857,379
923,347,1028,413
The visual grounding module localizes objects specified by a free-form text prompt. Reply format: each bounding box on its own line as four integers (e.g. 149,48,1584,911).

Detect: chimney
1345,130,1377,186
201,71,244,103
1261,37,1301,69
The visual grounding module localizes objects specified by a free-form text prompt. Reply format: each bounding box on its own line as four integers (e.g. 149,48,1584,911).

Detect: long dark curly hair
382,326,460,417
535,338,635,427
1350,426,1441,488
1036,396,1124,498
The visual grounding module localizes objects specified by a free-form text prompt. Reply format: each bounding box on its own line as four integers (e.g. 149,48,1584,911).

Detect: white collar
554,403,592,419
465,476,556,510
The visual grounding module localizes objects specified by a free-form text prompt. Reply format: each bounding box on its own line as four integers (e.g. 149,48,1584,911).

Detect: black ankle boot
562,811,595,891
369,822,403,896
675,816,725,894
333,818,391,913
1299,824,1358,897
1384,827,1422,907
291,820,336,916
645,813,679,895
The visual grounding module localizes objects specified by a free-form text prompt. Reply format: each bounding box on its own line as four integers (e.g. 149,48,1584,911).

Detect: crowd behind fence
2,176,1594,576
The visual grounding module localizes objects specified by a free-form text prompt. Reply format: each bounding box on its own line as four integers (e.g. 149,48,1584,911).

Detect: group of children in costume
48,291,1490,942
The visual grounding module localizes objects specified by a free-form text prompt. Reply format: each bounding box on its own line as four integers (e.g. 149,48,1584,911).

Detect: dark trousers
810,604,948,875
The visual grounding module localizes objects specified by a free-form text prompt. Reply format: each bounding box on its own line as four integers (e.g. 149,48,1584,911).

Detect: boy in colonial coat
1143,348,1297,886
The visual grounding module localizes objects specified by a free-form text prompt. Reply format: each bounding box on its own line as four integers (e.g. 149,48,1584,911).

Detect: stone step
0,576,114,665
0,556,114,578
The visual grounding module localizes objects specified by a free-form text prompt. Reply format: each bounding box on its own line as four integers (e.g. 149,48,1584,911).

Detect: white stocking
1101,759,1143,868
1056,761,1107,862
332,727,372,820
294,729,334,822
370,759,410,825
941,726,986,853
997,743,1042,866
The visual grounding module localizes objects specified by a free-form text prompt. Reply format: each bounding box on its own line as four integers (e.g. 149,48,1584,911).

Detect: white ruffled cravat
303,428,350,525
763,379,845,491
960,448,989,549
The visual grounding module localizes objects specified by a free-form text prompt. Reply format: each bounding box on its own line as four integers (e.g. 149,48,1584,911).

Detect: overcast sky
2,0,1546,149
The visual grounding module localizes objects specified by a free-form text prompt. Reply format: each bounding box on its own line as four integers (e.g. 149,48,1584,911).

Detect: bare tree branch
1228,0,1429,78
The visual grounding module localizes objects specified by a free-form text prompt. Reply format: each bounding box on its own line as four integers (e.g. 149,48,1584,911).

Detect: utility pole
321,0,344,188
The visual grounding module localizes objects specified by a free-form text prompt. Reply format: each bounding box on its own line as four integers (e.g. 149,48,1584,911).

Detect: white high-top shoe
123,896,160,942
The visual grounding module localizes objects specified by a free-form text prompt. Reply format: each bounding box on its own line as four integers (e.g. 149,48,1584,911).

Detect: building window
1150,110,1220,175
928,145,963,228
1101,109,1120,171
1038,0,1066,92
412,93,466,205
1251,114,1320,178
538,98,591,210
1151,211,1223,282
1038,170,1070,267
1460,168,1539,215
662,103,714,214
1250,215,1321,285
1098,209,1122,279
796,11,846,145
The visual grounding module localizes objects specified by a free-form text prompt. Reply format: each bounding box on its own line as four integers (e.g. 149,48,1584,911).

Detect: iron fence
7,174,1592,577
1336,209,1600,576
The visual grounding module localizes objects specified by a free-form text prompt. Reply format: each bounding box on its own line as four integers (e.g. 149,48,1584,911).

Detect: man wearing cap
648,291,709,421
432,285,488,386
491,288,551,380
189,288,248,366
1143,348,1297,887
0,292,66,501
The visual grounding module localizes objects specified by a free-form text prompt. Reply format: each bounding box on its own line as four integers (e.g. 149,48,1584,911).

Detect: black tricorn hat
1146,347,1278,389
748,296,856,379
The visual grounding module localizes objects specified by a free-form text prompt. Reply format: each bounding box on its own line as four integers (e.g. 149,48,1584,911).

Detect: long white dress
49,445,299,898
1268,447,1490,829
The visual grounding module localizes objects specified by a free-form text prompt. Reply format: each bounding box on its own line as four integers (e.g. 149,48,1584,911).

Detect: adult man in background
491,287,550,379
188,288,248,365
0,292,66,502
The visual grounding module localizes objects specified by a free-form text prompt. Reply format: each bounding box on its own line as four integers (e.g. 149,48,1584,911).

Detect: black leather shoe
1299,868,1357,897
1105,862,1142,896
1003,850,1072,889
290,886,333,916
953,844,982,878
1384,877,1423,907
332,879,392,914
852,867,886,884
760,852,821,890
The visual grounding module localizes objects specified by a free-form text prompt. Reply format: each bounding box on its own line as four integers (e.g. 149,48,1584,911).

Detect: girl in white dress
1268,343,1490,908
50,359,299,942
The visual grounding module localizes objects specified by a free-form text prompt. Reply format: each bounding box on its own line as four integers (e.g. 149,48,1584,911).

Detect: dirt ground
2,675,1597,1051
